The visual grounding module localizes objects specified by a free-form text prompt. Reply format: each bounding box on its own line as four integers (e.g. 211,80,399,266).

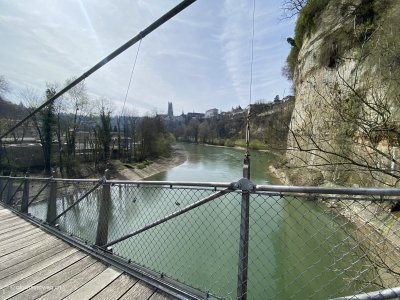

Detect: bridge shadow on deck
0,205,175,300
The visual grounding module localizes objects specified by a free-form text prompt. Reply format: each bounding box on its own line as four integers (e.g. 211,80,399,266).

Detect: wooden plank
0,239,62,271
0,232,53,256
0,218,26,231
0,215,19,223
0,209,14,216
0,227,41,245
0,247,78,290
0,229,43,249
0,226,38,243
0,208,177,300
37,261,108,300
0,222,33,237
0,223,34,236
10,255,97,300
0,210,17,217
0,243,69,279
119,281,156,300
0,251,87,299
63,267,122,300
149,291,176,300
0,215,23,223
91,273,138,300
0,238,60,264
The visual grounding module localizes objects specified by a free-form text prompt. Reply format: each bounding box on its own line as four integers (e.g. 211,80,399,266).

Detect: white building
205,108,218,118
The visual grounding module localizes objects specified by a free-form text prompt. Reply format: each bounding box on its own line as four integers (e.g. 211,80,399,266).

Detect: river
30,143,372,299
148,144,371,299
149,143,276,184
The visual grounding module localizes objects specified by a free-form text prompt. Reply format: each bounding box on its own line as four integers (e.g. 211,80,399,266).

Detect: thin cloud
0,0,294,115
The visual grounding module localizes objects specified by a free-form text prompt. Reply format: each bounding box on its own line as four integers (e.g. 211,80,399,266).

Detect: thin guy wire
249,0,256,107
246,0,256,154
122,38,142,115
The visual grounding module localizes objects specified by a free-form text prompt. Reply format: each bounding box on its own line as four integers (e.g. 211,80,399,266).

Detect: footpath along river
30,143,372,299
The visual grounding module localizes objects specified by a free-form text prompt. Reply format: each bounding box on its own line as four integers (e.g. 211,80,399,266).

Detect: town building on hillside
168,102,173,117
187,112,205,119
205,108,218,118
231,105,244,115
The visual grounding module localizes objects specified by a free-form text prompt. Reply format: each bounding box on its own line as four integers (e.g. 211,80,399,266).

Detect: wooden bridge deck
0,206,175,300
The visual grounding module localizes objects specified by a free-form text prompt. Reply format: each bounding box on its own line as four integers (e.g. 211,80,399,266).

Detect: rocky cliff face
285,0,400,186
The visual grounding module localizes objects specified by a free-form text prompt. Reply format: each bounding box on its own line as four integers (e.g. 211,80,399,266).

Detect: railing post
46,171,57,224
21,172,30,213
237,154,250,300
96,169,111,246
0,177,4,202
6,172,13,205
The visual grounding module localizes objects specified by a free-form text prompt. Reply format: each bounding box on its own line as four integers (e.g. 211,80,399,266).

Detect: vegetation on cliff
283,0,400,188
285,0,395,79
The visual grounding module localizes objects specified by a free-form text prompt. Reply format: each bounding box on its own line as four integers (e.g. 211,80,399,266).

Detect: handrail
255,184,400,196
331,286,400,300
2,175,400,196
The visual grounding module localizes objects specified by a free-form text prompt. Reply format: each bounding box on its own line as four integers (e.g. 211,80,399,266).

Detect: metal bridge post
237,154,250,300
0,177,3,202
6,173,13,205
96,169,111,246
21,172,30,213
46,171,57,224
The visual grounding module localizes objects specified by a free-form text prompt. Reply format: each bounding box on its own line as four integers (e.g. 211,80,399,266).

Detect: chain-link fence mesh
1,175,400,299
23,178,50,221
53,179,101,244
107,184,242,298
246,193,400,299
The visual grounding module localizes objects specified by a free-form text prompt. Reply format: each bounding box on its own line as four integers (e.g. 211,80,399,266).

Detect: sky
0,0,295,116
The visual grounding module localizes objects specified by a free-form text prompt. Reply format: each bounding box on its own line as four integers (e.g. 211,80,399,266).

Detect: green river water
30,143,372,299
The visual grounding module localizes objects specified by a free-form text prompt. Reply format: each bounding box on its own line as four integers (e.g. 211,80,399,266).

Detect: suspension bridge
1,1,400,299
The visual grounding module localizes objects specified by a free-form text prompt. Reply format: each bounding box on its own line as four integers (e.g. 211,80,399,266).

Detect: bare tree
285,1,400,189
281,0,307,18
65,78,90,150
0,75,10,95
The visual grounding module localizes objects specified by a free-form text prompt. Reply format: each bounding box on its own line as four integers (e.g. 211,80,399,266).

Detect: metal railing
1,172,400,299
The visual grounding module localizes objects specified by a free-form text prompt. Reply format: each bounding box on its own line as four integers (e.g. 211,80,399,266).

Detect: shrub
286,47,299,79
224,139,235,147
294,0,331,48
234,139,247,148
286,0,331,79
136,162,146,169
249,139,267,150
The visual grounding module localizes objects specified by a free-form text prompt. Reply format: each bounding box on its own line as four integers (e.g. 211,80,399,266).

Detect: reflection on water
29,143,372,299
150,144,273,184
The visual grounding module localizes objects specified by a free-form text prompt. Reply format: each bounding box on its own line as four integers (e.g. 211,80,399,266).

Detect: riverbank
115,149,187,180
201,142,287,184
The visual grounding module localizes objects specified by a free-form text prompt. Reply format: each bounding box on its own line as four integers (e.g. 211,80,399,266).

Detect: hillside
283,0,400,187
0,96,27,119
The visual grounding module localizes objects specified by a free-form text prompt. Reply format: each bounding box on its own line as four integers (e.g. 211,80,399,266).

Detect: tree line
168,99,294,151
0,76,174,177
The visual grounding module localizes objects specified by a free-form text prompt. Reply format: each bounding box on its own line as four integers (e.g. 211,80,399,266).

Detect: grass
223,139,267,151
110,159,153,171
